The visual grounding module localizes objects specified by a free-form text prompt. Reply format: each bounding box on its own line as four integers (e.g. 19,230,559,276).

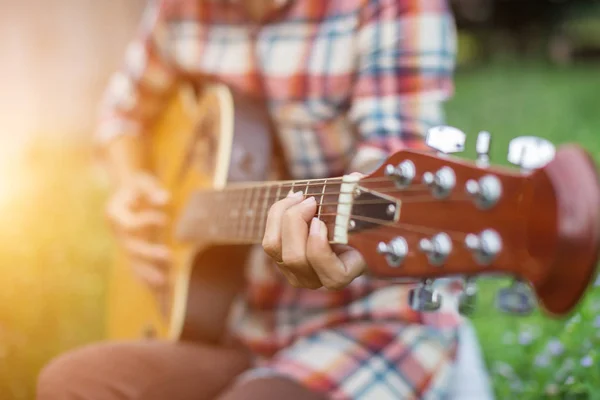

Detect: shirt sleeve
95,0,178,145
347,0,457,172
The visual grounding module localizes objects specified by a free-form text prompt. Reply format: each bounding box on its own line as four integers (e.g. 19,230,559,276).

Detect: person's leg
221,321,460,400
37,340,251,400
217,376,328,400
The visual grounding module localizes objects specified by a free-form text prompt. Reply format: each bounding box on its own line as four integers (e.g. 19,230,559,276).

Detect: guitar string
209,183,431,196
219,169,500,189
205,211,475,241
202,220,482,262
199,223,510,275
201,189,474,204
201,193,480,234
202,191,477,215
198,182,489,240
207,197,473,210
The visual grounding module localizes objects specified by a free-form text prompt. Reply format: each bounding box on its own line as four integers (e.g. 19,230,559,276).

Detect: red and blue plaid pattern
97,0,462,397
238,321,459,399
228,251,464,399
97,0,456,178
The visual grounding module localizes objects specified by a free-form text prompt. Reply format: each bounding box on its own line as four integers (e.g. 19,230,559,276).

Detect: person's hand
105,172,171,289
262,184,367,290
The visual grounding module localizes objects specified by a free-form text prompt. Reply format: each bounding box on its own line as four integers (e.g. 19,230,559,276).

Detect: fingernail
309,217,321,236
301,196,316,205
287,190,304,199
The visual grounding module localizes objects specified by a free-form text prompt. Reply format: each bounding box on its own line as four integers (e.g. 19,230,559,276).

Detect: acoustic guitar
106,83,600,345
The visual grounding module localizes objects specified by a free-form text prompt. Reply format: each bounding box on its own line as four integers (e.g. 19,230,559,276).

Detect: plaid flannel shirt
97,0,456,178
98,1,462,398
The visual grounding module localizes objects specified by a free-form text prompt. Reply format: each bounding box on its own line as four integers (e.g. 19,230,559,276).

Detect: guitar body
106,84,275,343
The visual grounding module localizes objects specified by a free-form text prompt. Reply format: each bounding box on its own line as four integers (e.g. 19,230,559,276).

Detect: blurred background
0,0,599,398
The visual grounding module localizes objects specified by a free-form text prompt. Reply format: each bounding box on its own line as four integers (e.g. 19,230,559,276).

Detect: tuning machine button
426,126,466,155
476,131,492,167
408,280,442,312
458,278,478,316
423,167,456,199
465,175,502,209
377,237,408,267
419,233,452,266
465,229,502,265
496,280,536,315
384,160,416,188
507,136,556,172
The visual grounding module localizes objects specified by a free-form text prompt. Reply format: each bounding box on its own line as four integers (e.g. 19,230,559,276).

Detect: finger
116,209,168,233
131,262,168,289
262,190,305,262
306,218,366,290
107,196,168,232
277,267,301,288
280,197,322,287
137,174,170,205
279,266,322,289
123,237,171,265
105,189,135,224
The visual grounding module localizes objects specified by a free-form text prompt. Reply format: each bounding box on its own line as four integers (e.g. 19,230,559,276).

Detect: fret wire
232,191,239,238
246,187,257,240
225,177,344,190
317,179,327,220
258,185,271,240
193,180,349,243
251,186,264,241
238,188,248,240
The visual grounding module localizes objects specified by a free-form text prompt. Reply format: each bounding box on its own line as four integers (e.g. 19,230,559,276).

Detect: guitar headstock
348,126,600,318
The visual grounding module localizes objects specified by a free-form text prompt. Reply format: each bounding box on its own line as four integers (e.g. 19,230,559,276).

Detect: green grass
446,62,600,399
0,61,599,399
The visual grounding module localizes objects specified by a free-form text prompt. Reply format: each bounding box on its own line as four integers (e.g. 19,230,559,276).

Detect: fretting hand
262,185,367,290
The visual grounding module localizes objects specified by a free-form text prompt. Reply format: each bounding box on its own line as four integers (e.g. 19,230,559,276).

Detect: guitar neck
176,177,347,245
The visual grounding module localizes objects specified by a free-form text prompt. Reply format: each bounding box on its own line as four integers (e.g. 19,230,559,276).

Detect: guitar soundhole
141,324,157,339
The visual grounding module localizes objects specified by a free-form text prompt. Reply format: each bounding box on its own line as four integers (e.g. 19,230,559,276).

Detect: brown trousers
36,340,327,400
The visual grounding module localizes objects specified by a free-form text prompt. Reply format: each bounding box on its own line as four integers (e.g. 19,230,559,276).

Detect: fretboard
176,178,344,245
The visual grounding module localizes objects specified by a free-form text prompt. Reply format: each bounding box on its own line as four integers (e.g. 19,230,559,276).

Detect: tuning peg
426,126,466,155
384,160,416,188
419,232,453,266
458,278,478,316
464,229,503,264
496,280,536,315
465,175,503,210
408,280,442,312
476,131,491,167
507,136,556,172
377,237,408,267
